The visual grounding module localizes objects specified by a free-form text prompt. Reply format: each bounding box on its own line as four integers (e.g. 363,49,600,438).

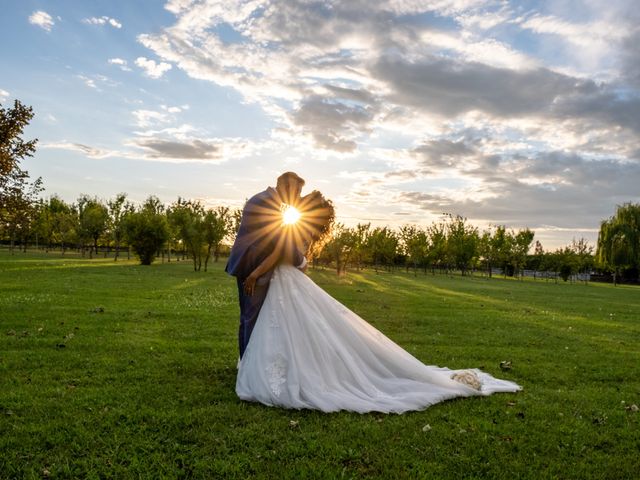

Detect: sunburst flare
281,205,301,225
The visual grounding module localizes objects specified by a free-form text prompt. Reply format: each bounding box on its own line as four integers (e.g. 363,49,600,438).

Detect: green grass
1,251,639,479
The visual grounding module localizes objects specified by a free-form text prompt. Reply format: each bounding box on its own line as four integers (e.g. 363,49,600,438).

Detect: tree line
316,217,599,282
1,192,240,271
2,99,639,282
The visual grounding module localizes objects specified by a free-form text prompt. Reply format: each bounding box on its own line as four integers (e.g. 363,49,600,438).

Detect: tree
48,196,77,254
167,198,208,271
124,196,169,265
323,223,356,275
596,203,640,284
107,193,133,261
570,237,594,283
350,223,371,271
203,206,232,271
0,100,42,252
443,215,479,276
479,225,509,278
231,208,243,237
511,228,535,279
77,196,109,258
1,100,38,193
427,222,447,274
366,226,398,272
400,225,429,275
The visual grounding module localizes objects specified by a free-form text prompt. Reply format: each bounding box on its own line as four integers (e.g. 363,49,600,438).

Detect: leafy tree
366,227,398,272
445,215,478,276
124,196,169,265
167,198,208,271
570,237,594,283
479,225,510,278
203,206,232,271
0,100,42,251
400,225,429,275
107,193,134,261
49,196,77,254
231,208,243,237
427,222,447,274
350,223,371,271
323,223,356,275
511,228,535,279
596,203,640,284
528,240,545,279
0,100,38,198
78,196,109,258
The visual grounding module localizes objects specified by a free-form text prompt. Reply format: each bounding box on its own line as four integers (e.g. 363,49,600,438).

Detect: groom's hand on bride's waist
243,274,258,296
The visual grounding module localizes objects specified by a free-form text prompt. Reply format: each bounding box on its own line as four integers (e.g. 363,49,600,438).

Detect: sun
281,205,301,225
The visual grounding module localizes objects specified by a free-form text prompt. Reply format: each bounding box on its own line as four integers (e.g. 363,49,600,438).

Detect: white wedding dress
236,265,521,413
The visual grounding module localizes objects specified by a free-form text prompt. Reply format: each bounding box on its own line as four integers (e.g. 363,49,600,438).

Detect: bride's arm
243,249,281,296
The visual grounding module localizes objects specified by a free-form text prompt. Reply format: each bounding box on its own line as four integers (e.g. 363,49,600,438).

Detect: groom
226,172,307,358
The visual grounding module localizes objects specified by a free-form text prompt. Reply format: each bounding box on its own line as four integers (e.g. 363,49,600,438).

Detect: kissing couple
226,172,521,413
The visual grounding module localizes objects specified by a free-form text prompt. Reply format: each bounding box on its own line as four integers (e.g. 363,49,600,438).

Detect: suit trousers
237,277,270,358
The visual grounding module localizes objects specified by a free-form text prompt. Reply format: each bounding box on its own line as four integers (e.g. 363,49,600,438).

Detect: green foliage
596,203,640,282
0,100,43,249
168,199,232,271
1,254,639,478
77,196,109,256
366,226,399,271
444,215,478,275
123,196,169,265
107,193,134,261
0,99,37,178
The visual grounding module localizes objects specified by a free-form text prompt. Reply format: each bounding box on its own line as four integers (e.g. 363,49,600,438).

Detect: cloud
291,94,378,152
128,0,640,247
44,135,251,164
75,74,118,92
77,75,98,90
43,142,117,159
83,16,122,28
132,109,171,128
412,139,476,169
372,55,596,119
0,89,9,102
619,25,640,88
108,58,132,71
393,150,640,230
135,57,172,79
29,11,54,31
131,138,224,161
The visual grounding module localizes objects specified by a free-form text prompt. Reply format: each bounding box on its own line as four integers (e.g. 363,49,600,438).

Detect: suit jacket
226,187,304,284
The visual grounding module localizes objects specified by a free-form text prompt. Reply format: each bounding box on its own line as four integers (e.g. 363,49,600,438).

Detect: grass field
1,251,639,479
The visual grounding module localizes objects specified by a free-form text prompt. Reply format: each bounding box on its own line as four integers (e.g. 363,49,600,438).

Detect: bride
236,192,521,413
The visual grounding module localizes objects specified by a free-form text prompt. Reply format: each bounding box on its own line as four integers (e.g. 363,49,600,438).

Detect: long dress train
236,265,521,413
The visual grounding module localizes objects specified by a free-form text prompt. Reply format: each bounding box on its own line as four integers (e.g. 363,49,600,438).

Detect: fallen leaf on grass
422,424,431,432
625,404,638,412
500,361,512,371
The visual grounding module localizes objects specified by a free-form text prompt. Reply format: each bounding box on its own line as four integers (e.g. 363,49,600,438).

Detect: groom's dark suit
226,187,305,358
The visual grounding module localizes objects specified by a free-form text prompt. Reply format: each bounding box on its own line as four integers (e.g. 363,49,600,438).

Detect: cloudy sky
2,0,639,249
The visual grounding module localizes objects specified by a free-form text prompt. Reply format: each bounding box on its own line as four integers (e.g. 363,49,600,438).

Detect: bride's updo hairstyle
297,190,335,257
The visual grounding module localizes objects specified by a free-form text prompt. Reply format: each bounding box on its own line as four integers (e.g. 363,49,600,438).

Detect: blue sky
2,0,639,249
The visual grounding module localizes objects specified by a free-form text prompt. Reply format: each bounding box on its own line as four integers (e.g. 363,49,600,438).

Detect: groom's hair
277,171,305,187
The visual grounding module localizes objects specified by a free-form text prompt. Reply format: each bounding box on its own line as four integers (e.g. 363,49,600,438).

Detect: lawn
1,251,638,479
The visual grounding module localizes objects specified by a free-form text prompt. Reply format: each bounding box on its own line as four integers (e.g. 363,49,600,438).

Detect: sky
2,0,640,250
